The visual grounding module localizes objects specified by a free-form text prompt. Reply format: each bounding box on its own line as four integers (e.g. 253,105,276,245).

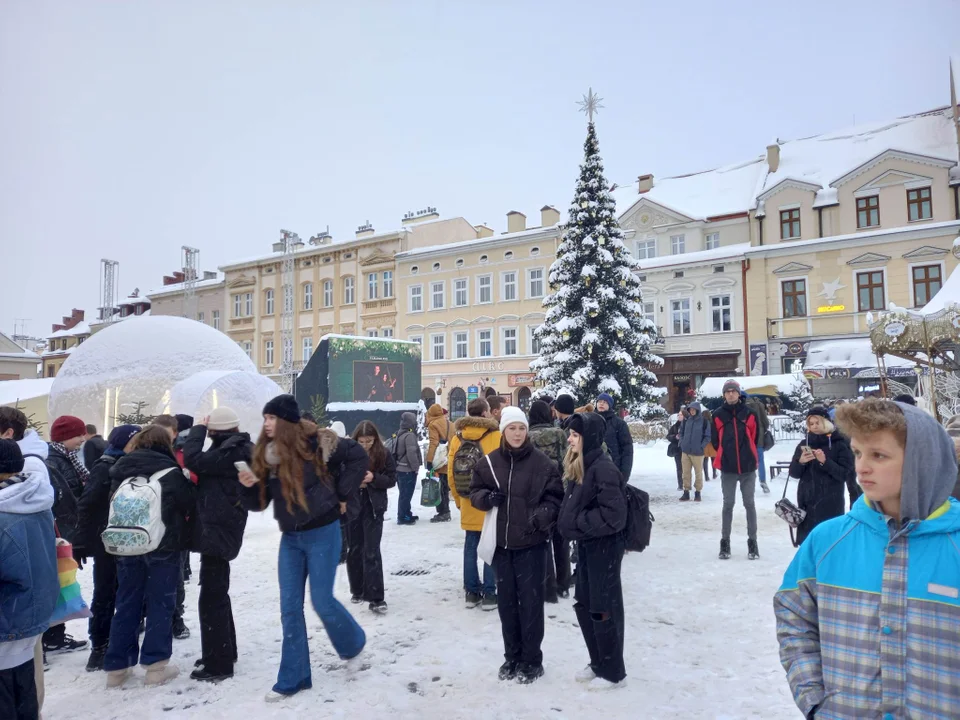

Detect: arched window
265,288,275,315
449,387,467,420
517,386,532,412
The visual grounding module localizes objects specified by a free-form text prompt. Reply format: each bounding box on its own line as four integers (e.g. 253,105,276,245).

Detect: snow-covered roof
637,242,750,272
395,224,560,260
0,377,55,406
219,228,409,271
744,219,960,258
698,373,806,398
145,277,224,299
42,346,75,358
48,321,90,340
804,338,916,371
0,332,40,361
920,262,960,315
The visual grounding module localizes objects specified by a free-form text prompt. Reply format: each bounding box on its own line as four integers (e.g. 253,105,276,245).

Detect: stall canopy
920,261,960,315
803,338,916,377
698,373,806,399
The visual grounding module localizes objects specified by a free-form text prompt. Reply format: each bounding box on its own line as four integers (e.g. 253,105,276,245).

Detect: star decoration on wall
817,278,847,303
577,87,604,123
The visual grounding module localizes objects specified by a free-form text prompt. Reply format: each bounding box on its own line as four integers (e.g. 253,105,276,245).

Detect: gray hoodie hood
0,464,55,514
898,402,959,523
400,412,417,431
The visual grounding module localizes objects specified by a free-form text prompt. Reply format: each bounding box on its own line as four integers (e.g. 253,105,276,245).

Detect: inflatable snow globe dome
167,370,283,437
48,315,258,433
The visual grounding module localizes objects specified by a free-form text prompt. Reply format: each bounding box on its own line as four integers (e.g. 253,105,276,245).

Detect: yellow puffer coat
447,415,501,532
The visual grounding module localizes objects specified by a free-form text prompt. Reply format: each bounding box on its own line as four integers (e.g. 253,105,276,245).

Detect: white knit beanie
499,406,529,433
330,421,346,438
207,407,240,431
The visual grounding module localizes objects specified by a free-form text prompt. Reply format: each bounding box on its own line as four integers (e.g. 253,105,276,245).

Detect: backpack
101,469,171,556
531,428,564,470
432,421,452,470
623,484,653,552
24,453,78,535
384,434,399,459
452,430,492,496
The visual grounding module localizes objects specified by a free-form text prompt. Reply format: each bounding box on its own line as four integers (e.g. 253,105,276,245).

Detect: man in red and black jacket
711,379,760,561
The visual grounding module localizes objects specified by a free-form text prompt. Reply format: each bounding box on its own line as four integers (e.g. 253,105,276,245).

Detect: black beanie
175,414,194,433
553,394,575,415
0,439,25,475
807,406,830,420
263,394,301,424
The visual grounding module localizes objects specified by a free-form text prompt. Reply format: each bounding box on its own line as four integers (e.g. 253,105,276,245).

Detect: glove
425,461,433,472
487,491,506,507
73,549,87,570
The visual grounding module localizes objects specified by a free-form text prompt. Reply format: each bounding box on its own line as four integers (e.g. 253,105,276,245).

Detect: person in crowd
700,409,716,481
447,398,501,610
347,421,396,614
946,414,960,500
892,393,917,406
528,400,571,602
0,439,58,720
679,402,710,502
470,407,563,684
711,380,760,560
72,424,141,672
744,393,771,493
558,412,628,691
180,407,255,682
487,395,504,425
82,424,107,469
787,407,855,546
238,394,367,702
393,412,422,525
667,408,685,491
329,421,346,438
425,404,452,523
103,425,197,689
595,394,633,481
173,415,195,584
775,399,960,719
552,394,576,428
300,411,317,423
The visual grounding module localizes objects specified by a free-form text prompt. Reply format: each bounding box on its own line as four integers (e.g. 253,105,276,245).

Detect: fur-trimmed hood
316,427,340,463
454,415,499,433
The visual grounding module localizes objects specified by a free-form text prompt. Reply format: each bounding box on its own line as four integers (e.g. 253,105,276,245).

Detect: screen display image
353,361,404,402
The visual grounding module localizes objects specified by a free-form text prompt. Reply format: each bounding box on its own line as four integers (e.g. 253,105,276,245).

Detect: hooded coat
775,403,960,719
425,404,452,472
598,406,633,480
679,402,711,456
394,412,422,474
945,414,960,500
73,451,120,556
788,423,856,545
447,415,501,532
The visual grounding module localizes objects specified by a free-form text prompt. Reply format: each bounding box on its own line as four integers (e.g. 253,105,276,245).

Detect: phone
802,446,813,454
234,461,252,474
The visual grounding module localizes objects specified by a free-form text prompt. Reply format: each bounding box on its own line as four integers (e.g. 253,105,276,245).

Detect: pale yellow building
0,332,40,381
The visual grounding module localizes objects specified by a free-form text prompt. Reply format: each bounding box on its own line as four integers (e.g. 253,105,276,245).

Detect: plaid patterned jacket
774,496,960,719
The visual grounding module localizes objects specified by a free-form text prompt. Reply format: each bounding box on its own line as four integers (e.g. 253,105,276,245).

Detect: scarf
51,442,90,483
0,473,26,492
265,441,280,467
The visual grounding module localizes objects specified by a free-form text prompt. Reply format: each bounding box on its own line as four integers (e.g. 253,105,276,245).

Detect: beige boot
143,659,180,686
106,667,133,688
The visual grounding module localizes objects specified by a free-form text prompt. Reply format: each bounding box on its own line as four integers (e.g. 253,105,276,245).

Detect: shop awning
698,373,806,399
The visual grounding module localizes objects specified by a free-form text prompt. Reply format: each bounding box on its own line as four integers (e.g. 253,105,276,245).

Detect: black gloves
487,491,506,507
73,549,87,570
425,461,433,472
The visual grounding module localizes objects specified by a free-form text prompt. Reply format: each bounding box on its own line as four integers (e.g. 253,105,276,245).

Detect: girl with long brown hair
346,421,396,614
237,394,369,702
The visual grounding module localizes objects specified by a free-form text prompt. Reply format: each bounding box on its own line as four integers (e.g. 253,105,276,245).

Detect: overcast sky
2,0,958,339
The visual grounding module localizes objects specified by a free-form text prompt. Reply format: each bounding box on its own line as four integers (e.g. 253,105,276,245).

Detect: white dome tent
167,370,283,436
48,316,257,434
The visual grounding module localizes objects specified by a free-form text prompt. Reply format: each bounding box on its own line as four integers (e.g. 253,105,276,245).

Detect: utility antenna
277,229,303,392
99,259,120,323
181,246,200,319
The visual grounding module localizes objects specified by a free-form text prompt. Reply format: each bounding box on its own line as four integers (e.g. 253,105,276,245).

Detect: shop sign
467,386,478,394
672,375,691,383
785,342,807,357
826,368,850,379
817,305,846,313
473,361,505,372
884,321,906,338
508,373,536,387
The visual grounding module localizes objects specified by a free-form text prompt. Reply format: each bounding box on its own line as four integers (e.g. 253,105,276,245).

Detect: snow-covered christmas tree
531,90,665,420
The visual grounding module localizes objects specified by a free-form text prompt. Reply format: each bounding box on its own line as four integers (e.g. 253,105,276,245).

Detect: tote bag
477,455,500,566
50,538,92,625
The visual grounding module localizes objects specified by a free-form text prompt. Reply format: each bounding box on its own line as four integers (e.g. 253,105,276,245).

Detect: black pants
435,473,450,516
544,529,572,601
175,554,186,624
346,504,385,602
574,533,626,683
495,543,546,666
90,552,118,648
0,658,38,720
673,455,683,486
198,555,237,674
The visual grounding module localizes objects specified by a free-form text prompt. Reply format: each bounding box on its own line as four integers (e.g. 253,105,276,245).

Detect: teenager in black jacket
181,407,256,682
347,421,397,614
596,393,633,480
470,407,564,685
239,394,368,702
558,412,628,691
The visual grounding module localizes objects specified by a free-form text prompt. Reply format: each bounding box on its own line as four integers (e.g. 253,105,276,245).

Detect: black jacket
44,445,81,541
788,431,856,545
83,435,107,469
181,426,256,560
558,447,627,542
355,451,397,521
469,441,564,550
710,400,759,474
247,428,368,533
599,409,633,480
109,447,197,553
73,453,119,556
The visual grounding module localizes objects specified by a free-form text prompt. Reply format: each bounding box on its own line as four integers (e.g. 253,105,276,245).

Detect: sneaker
694,491,702,502
86,644,108,672
350,595,364,604
265,680,311,702
498,661,518,680
430,513,451,523
760,481,771,494
172,618,190,640
558,589,570,599
191,666,233,682
516,663,544,684
43,634,87,654
748,539,760,560
345,649,367,673
481,594,498,611
679,491,690,502
105,667,133,689
369,601,388,614
397,517,418,526
575,665,597,683
719,539,731,560
588,676,626,691
465,591,482,608
143,659,180,686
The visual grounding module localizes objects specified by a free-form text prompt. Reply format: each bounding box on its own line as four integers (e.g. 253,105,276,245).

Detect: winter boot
105,667,133,689
719,539,731,560
143,659,180,686
369,600,388,614
350,595,364,604
747,539,760,560
694,491,702,502
172,617,190,640
465,591,482,608
481,594,498,611
86,644,108,672
498,661,518,681
679,491,690,502
516,663,544,684
430,513,451,523
190,665,233,682
760,480,771,494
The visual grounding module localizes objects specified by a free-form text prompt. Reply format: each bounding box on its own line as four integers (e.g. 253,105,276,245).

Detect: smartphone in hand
234,461,252,474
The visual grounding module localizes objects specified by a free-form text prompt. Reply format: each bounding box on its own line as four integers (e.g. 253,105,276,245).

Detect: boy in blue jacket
774,399,960,719
0,439,59,720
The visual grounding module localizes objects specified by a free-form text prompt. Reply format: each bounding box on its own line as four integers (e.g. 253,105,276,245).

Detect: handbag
477,455,500,566
50,537,92,625
420,471,441,507
432,421,452,470
763,429,775,451
774,476,807,548
703,443,717,459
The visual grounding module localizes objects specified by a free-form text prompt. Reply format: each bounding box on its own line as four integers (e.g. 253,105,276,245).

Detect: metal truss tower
276,230,303,391
99,259,120,323
181,246,200,320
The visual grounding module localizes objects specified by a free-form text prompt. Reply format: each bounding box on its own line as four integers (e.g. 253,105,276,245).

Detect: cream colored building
42,309,90,378
0,332,40,381
148,276,227,333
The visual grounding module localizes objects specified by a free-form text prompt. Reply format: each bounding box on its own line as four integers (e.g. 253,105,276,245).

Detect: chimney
163,270,186,286
766,143,780,173
203,270,217,280
506,211,526,233
402,207,440,225
637,174,654,194
355,221,375,239
540,206,560,227
475,224,494,238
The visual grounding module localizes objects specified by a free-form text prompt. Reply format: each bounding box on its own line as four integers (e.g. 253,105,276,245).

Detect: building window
455,331,468,359
411,265,419,275
856,196,879,228
242,341,252,358
303,283,313,310
212,310,220,330
912,264,942,306
344,277,355,305
479,254,488,264
671,299,691,335
907,187,932,221
62,339,68,350
528,268,544,298
478,275,492,304
265,288,275,315
265,340,274,366
705,232,720,250
711,295,732,332
642,301,656,325
478,329,492,357
382,328,393,338
636,239,656,259
410,284,423,312
409,335,422,348
502,328,518,356
454,278,468,307
433,262,441,271
197,311,205,324
431,281,445,309
670,234,686,254
47,364,55,377
431,334,445,361
780,209,801,239
244,293,253,317
529,326,542,355
367,329,378,338
367,273,378,300
530,247,540,257
323,280,333,308
382,271,393,298
502,272,517,301
782,279,807,318
856,271,885,311
302,336,313,363
233,294,241,318
456,258,464,267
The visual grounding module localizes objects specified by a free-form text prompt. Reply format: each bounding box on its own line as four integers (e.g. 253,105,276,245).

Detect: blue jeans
396,471,417,522
275,522,366,696
103,551,180,671
757,446,766,483
463,530,496,596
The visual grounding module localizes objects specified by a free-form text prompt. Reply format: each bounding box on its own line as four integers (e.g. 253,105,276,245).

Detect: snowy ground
44,442,804,719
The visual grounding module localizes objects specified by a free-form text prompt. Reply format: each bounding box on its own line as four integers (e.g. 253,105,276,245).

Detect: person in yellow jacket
447,398,501,610
425,404,453,523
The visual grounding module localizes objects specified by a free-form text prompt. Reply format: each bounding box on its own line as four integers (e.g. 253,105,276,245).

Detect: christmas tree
531,90,665,420
781,378,815,433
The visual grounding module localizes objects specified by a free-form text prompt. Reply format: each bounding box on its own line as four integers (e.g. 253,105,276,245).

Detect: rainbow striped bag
49,538,91,625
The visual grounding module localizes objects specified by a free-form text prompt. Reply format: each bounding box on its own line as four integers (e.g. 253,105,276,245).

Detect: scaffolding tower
98,259,120,323
181,246,200,320
276,230,304,391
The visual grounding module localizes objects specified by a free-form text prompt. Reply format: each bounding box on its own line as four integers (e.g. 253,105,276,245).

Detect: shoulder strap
483,454,500,489
780,475,791,499
148,468,176,483
22,453,44,462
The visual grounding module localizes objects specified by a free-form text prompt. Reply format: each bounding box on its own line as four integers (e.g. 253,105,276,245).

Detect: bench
770,462,791,480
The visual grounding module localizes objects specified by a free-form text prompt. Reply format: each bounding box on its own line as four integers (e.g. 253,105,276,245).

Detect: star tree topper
577,87,604,123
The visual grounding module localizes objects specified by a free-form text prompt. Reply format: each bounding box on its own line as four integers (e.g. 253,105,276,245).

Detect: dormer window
780,208,801,240
856,196,879,228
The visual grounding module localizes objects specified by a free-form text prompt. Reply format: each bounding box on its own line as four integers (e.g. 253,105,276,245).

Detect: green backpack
452,430,491,496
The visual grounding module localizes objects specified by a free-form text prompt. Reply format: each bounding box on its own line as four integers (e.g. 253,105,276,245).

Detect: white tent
920,261,960,315
698,373,806,399
167,370,283,436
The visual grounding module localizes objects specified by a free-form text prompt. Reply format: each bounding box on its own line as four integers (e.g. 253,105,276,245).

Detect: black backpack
24,453,78,537
623,484,653,552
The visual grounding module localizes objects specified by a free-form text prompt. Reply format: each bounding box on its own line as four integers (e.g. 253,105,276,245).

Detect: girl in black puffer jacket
558,412,628,690
470,407,564,685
